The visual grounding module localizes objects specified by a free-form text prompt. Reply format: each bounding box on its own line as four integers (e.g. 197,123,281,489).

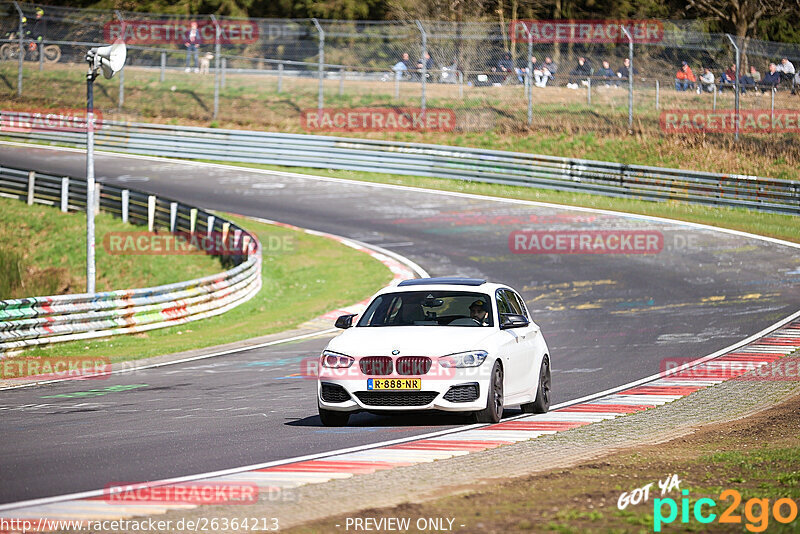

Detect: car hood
326,326,495,357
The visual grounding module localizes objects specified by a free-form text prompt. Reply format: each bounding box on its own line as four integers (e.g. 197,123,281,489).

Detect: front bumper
318,372,490,413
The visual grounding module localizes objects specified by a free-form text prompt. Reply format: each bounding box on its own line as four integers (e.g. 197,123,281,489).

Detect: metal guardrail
1,118,798,214
0,164,262,353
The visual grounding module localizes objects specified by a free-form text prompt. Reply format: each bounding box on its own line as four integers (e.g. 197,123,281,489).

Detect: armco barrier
1,117,798,214
0,164,262,353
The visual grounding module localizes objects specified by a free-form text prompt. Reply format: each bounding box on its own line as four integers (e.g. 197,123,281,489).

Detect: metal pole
416,21,427,116
312,19,324,115
621,25,634,132
587,77,592,105
27,171,35,205
86,70,98,294
12,2,23,96
169,202,178,232
147,195,156,232
160,51,165,82
458,71,463,99
121,189,129,223
211,15,221,120
39,39,43,71
655,79,659,109
277,62,283,92
118,67,124,110
726,34,740,142
339,67,345,96
713,86,717,110
116,11,125,111
61,177,69,212
394,73,400,99
771,88,775,125
221,57,226,88
526,24,533,126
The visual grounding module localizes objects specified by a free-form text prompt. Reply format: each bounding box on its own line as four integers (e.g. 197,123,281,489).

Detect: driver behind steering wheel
469,299,489,325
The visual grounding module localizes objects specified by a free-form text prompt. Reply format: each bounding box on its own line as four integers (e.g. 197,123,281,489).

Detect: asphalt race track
1,144,798,505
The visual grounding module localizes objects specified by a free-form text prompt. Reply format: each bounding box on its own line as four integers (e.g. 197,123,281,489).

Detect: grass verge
205,161,800,245
0,195,221,299
286,380,800,533
20,213,392,363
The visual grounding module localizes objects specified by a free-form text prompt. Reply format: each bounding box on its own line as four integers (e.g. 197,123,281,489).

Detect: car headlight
321,350,355,368
439,350,488,368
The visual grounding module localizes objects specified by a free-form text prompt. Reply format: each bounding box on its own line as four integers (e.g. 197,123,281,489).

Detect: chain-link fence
1,1,799,139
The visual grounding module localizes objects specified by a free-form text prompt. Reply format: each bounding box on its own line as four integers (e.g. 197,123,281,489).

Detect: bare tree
685,0,787,39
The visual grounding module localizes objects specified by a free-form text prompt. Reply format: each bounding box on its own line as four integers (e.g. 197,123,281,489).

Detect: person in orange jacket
675,61,696,91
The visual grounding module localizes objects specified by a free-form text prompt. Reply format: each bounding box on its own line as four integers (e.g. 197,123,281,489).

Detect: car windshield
357,291,494,327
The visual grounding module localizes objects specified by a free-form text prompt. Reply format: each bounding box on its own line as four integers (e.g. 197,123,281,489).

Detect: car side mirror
500,313,529,329
335,314,357,329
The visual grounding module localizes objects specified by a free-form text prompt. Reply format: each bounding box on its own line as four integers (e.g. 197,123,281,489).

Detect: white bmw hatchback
317,278,551,426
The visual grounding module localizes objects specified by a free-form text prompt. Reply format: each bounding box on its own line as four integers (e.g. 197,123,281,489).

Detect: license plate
367,378,421,390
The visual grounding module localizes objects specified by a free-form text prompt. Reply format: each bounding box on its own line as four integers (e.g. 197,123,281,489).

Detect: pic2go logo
654,489,798,532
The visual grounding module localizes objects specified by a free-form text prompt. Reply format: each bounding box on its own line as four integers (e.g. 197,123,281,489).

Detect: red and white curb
2,317,798,527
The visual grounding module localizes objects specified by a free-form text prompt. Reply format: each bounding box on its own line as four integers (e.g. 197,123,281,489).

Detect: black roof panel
398,277,487,287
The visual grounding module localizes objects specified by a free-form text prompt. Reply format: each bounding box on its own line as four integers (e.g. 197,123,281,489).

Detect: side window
508,291,530,320
501,290,524,315
496,290,513,315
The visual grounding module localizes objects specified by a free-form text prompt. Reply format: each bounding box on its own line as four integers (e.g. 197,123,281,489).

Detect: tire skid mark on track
2,320,798,524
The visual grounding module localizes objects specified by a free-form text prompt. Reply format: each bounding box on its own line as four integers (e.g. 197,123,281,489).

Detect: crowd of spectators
387,50,798,96
678,57,796,95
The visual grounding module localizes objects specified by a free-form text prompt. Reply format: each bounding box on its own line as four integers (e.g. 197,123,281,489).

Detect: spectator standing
417,52,433,71
416,52,434,81
675,61,696,91
184,21,202,73
31,7,45,46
